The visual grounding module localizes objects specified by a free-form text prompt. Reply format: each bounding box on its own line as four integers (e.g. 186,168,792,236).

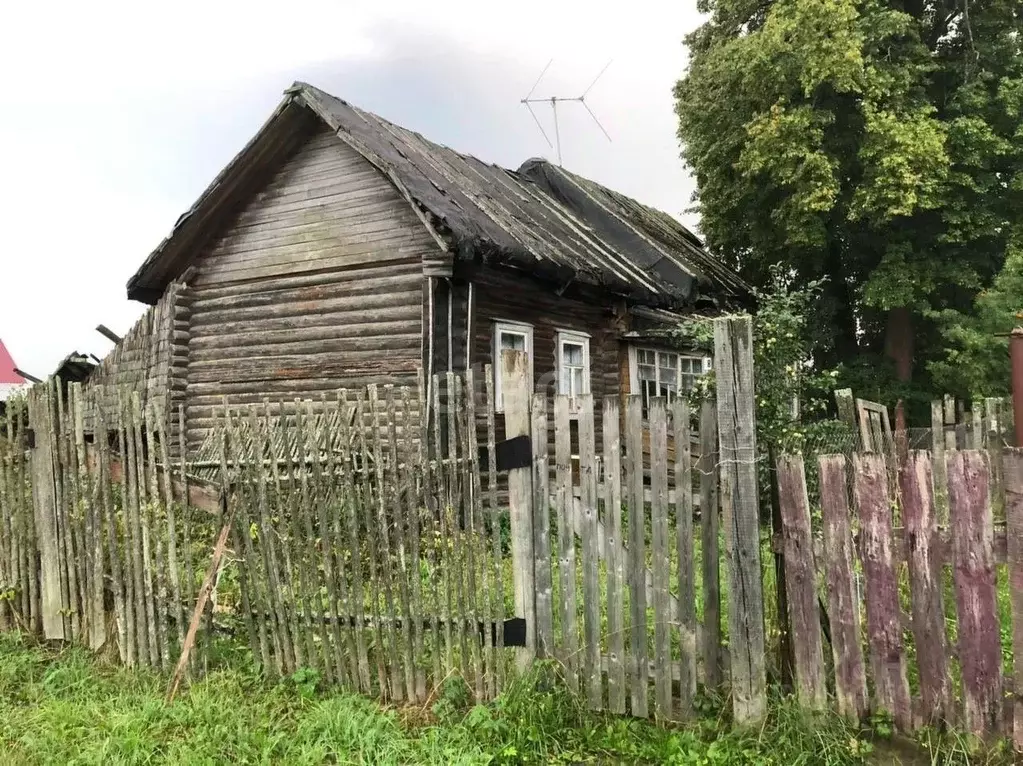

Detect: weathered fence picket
775,454,825,710
900,451,950,727
853,452,912,731
948,450,1002,736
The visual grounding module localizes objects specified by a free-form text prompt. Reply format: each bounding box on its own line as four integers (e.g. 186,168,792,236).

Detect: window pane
660,364,676,387
571,368,584,398
563,342,584,367
638,363,656,381
501,331,526,351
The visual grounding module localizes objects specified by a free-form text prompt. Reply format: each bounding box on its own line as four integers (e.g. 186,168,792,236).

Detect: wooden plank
699,400,722,690
713,315,766,724
114,394,138,663
431,377,454,677
325,392,359,687
283,401,318,676
948,450,1002,736
444,375,469,691
776,455,826,709
337,392,372,692
355,392,387,692
51,382,75,640
419,380,444,692
142,399,171,671
74,385,105,650
265,401,299,674
461,374,484,701
227,406,272,674
852,452,911,731
484,365,504,694
674,399,696,714
1003,449,1023,750
554,395,579,691
932,400,949,527
625,394,648,718
123,392,152,664
315,394,347,683
176,405,196,674
401,385,426,699
254,405,298,675
155,403,184,662
818,455,868,722
899,451,950,727
384,386,417,700
834,389,858,450
166,503,236,703
603,396,626,714
579,395,602,710
649,397,671,718
531,393,554,656
501,350,535,668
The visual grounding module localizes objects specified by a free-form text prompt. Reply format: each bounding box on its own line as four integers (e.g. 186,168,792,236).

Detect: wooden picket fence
0,330,751,722
0,381,223,668
776,446,1023,745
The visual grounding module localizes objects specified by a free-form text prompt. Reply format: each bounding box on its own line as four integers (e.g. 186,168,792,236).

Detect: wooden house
89,82,750,455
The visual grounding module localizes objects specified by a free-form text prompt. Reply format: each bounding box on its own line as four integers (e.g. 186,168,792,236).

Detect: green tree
930,239,1023,396
675,0,1023,414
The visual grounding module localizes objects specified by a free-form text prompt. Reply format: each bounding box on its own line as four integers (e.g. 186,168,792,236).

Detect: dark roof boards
127,82,749,309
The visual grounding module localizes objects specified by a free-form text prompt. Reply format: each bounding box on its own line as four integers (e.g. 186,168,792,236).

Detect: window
493,321,533,412
630,347,710,416
557,331,590,409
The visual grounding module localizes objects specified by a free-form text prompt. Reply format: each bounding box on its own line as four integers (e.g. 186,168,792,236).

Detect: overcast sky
0,1,704,377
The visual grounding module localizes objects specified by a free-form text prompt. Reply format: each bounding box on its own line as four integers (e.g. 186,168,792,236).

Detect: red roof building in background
0,339,28,401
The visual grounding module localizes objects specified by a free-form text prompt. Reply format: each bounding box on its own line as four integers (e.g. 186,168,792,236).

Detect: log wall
182,126,437,449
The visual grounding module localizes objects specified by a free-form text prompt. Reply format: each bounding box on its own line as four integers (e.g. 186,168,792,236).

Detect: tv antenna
520,59,613,167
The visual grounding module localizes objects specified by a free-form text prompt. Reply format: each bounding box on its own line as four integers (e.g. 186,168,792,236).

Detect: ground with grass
0,634,1012,765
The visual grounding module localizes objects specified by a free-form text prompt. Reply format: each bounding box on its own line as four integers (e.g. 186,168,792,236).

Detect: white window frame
556,329,591,413
628,345,711,414
493,320,533,412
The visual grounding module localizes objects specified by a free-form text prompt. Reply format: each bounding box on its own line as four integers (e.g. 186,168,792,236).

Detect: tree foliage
675,0,1023,414
679,267,844,454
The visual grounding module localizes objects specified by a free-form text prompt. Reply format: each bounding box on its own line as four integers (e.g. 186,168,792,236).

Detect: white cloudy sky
0,1,704,377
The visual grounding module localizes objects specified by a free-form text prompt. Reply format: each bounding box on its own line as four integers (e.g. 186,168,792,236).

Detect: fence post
699,401,723,690
713,315,766,724
502,350,536,669
1011,328,1023,448
834,389,857,449
27,385,65,640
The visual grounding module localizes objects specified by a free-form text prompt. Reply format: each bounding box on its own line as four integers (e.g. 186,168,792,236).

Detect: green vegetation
675,0,1023,414
0,633,1014,765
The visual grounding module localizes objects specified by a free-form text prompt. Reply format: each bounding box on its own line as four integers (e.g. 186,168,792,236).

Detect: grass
0,633,1014,765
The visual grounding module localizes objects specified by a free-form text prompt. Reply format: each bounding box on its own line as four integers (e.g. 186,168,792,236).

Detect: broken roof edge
126,87,314,303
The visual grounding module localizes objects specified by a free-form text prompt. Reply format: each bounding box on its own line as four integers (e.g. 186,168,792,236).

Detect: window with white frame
630,347,710,416
493,320,533,412
557,330,590,407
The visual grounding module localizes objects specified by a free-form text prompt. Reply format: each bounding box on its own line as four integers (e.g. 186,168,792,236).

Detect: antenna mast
520,59,613,167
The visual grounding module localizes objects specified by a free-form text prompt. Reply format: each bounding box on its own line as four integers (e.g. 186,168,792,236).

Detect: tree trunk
885,307,914,383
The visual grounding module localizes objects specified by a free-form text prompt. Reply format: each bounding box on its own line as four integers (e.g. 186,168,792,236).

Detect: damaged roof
127,81,750,308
